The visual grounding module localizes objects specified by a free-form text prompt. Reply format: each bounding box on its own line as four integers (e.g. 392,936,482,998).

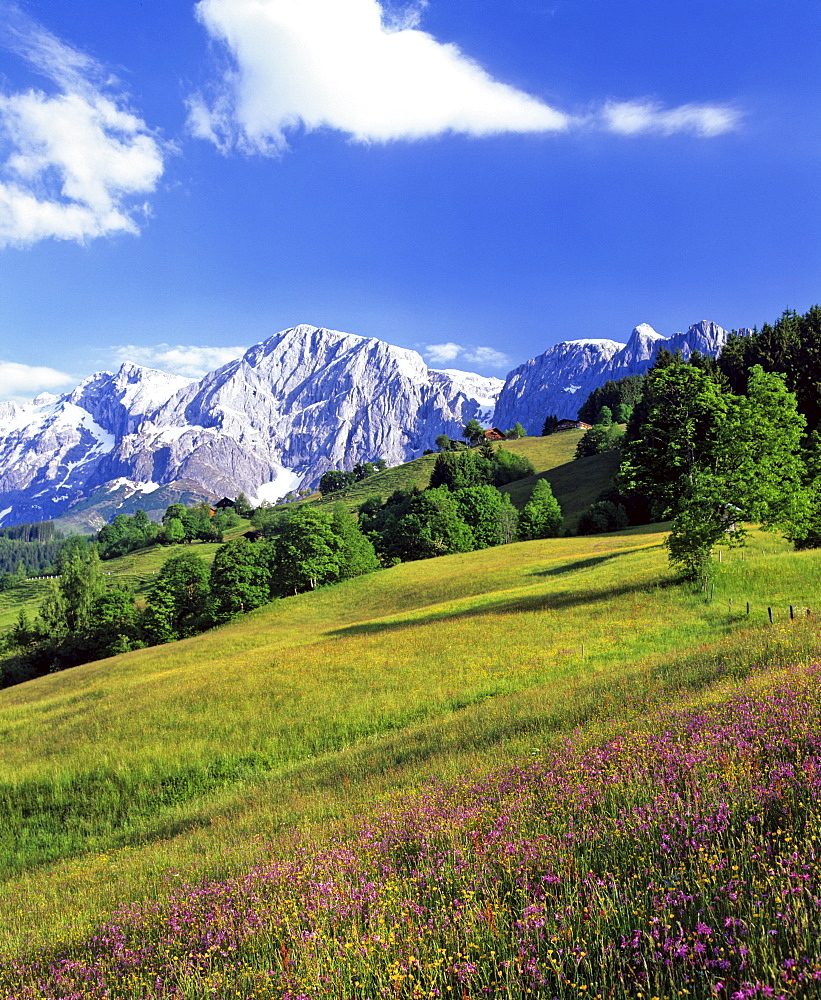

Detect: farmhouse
555,419,593,431
483,427,506,441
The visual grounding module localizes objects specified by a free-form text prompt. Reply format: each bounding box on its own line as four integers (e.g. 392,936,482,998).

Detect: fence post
746,601,750,615
768,607,773,624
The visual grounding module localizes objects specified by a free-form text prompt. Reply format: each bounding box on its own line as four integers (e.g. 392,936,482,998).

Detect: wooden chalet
483,427,506,441
555,419,593,432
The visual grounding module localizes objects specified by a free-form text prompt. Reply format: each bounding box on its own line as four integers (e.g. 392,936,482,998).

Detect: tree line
561,306,821,577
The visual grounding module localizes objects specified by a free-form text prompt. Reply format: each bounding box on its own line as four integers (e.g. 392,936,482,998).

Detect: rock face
0,325,503,526
492,320,733,432
0,319,737,528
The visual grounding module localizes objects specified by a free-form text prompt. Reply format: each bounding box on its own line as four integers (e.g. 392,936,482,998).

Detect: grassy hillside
309,431,587,510
0,524,817,968
501,448,621,527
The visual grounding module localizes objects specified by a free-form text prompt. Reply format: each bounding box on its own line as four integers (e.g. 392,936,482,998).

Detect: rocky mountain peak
493,319,732,432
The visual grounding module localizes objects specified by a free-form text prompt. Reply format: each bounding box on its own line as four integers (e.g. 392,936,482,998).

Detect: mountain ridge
0,319,734,528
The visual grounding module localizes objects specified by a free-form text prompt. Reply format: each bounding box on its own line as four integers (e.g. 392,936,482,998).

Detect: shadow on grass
529,552,627,578
328,575,674,641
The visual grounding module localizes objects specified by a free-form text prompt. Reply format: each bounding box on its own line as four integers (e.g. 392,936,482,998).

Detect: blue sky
0,0,818,400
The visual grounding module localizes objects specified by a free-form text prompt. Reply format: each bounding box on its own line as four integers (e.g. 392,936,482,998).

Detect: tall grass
0,529,818,962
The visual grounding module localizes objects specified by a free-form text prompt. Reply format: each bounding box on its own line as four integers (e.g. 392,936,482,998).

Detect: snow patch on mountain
0,325,505,525
252,468,303,505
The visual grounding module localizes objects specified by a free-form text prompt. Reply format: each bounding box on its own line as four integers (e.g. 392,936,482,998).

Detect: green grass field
0,521,817,961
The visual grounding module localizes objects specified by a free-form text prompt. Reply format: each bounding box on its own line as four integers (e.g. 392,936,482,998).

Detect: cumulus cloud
422,342,510,370
0,3,166,247
189,0,742,152
423,342,462,364
601,99,741,137
0,360,74,401
188,0,570,152
112,343,248,378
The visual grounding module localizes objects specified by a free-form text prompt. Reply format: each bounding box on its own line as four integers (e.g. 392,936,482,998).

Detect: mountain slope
0,326,502,527
493,319,734,430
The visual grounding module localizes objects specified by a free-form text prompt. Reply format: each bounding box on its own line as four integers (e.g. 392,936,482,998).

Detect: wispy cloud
112,343,248,378
0,360,74,401
0,3,166,247
423,342,510,370
601,99,741,137
188,0,570,153
189,0,742,154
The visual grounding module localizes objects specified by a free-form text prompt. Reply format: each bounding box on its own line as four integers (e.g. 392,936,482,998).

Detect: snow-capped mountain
0,319,736,529
0,325,502,527
492,320,733,432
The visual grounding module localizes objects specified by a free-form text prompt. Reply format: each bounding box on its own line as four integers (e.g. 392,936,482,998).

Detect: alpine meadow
0,1,819,997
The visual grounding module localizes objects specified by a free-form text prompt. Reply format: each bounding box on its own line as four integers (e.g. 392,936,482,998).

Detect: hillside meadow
306,431,586,512
0,520,819,995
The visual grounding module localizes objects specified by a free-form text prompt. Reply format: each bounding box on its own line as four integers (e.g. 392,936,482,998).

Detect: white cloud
464,346,510,368
112,344,248,378
0,360,73,400
423,342,462,364
189,0,742,153
601,100,741,138
189,0,570,152
422,342,509,369
0,4,166,247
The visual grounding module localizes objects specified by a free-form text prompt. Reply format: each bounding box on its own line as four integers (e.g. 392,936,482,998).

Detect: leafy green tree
452,486,518,548
98,510,160,559
620,362,810,578
331,505,380,579
209,538,273,623
363,488,475,563
518,480,563,539
272,508,343,595
597,405,613,426
614,403,633,424
234,492,254,518
578,374,646,425
56,534,95,572
505,422,527,439
718,306,821,429
790,431,821,549
434,434,451,452
463,418,484,445
577,500,629,535
318,470,353,495
429,449,490,490
84,585,143,657
143,551,211,643
575,424,623,459
163,517,186,545
41,548,106,635
489,447,535,486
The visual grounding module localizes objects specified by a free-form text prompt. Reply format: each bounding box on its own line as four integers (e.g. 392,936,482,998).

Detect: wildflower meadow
5,657,821,1000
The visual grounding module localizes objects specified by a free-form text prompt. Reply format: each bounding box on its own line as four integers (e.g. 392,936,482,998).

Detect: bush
575,424,623,459
577,500,629,535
